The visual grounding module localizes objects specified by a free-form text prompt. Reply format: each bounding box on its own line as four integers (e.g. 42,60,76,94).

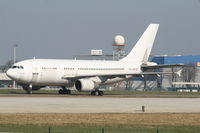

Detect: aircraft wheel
27,90,32,94
91,91,103,96
65,89,71,94
98,91,103,96
91,91,96,96
59,89,63,94
59,89,71,95
22,86,32,94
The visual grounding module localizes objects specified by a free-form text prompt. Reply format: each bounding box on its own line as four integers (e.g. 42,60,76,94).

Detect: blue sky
0,0,200,65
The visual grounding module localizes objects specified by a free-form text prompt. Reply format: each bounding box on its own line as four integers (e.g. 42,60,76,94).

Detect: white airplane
6,24,180,95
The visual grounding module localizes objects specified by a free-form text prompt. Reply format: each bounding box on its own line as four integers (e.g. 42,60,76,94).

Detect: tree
0,60,14,72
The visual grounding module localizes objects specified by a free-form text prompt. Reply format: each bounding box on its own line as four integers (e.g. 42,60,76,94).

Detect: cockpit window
11,65,24,69
12,66,17,68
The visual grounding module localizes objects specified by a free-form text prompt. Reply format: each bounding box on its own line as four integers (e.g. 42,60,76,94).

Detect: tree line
0,60,14,72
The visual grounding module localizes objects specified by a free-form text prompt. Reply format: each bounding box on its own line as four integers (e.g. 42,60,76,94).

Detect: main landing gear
91,90,103,96
59,86,71,94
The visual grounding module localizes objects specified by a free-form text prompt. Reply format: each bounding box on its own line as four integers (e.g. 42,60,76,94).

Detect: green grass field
0,88,200,98
0,124,199,133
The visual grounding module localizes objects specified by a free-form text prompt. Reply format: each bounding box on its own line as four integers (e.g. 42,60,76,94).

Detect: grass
0,88,200,98
104,90,200,98
1,113,200,126
0,88,58,94
0,124,199,133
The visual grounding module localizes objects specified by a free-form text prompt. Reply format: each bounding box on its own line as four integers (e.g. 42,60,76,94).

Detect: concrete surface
0,97,200,113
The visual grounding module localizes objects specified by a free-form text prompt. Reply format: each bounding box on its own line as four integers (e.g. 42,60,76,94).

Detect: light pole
13,44,18,89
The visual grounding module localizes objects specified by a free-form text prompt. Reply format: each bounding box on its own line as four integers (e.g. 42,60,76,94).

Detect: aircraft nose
6,69,18,80
6,69,12,78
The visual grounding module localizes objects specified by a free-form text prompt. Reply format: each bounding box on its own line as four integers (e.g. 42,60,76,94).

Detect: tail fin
120,24,159,63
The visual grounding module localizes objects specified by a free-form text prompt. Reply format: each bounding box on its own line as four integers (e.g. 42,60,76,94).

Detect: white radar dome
114,35,125,45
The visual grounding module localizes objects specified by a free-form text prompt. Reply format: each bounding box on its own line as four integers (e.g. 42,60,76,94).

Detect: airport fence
0,125,199,133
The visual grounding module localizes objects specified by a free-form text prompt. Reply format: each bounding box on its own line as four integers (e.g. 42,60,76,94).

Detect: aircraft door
31,67,39,84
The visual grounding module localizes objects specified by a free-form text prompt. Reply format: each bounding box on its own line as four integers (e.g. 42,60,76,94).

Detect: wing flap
141,64,184,70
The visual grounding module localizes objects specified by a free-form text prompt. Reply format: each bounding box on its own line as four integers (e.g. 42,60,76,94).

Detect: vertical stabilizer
120,24,159,63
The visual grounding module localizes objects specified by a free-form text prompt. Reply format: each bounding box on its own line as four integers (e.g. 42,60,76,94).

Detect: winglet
175,69,182,77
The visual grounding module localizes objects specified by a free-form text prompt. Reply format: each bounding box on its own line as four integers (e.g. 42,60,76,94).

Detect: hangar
151,55,200,66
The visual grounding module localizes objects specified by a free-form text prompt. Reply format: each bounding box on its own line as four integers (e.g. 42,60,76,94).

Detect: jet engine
75,78,101,91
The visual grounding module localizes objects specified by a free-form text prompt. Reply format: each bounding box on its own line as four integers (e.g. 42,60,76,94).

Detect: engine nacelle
75,78,98,91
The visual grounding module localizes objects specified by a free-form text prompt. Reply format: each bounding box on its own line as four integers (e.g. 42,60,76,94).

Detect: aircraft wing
62,69,182,80
141,64,184,70
139,70,182,76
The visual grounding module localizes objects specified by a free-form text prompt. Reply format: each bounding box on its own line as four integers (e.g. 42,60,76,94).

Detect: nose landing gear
22,85,32,94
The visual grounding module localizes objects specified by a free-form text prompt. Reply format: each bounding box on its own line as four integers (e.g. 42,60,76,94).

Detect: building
115,55,200,91
0,73,13,88
151,55,200,66
150,55,200,90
